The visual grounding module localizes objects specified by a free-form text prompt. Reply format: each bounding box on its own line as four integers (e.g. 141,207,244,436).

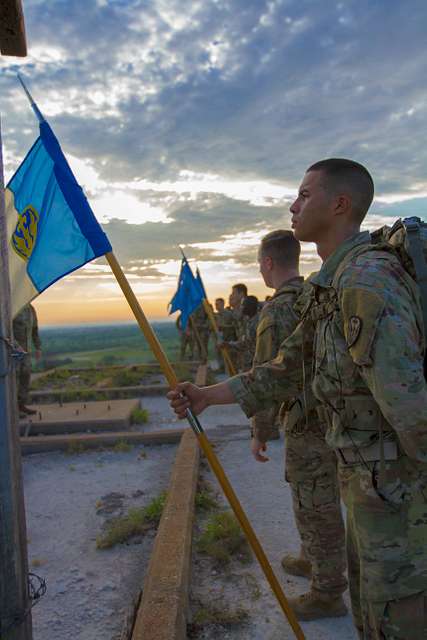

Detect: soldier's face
230,289,241,308
290,170,335,242
215,299,224,312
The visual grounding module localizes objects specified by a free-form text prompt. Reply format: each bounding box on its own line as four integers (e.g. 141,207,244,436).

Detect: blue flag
195,267,207,299
169,258,204,329
6,78,112,317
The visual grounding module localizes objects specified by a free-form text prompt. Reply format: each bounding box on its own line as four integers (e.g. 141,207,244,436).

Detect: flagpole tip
17,73,45,124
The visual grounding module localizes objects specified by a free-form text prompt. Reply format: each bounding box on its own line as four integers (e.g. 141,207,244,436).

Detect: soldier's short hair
307,158,374,222
242,295,259,317
215,297,224,303
232,283,248,297
260,230,301,268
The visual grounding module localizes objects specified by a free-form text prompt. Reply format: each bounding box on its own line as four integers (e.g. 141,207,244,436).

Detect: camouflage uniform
215,307,236,371
191,305,210,363
228,311,259,371
230,307,247,371
253,277,347,598
252,277,304,442
13,304,41,407
215,308,236,342
228,231,427,639
176,314,194,361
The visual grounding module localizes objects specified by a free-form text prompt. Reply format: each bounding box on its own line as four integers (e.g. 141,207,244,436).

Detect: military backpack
371,216,427,378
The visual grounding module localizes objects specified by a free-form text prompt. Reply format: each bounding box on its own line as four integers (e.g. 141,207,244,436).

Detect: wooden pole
105,251,305,640
0,118,33,639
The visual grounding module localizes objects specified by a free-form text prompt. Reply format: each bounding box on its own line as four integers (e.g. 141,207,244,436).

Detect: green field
38,322,182,369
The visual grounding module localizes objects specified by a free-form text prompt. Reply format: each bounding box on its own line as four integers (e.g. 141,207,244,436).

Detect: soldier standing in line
191,304,210,363
252,229,347,619
224,295,260,371
168,159,427,639
214,297,236,371
176,313,194,361
229,283,248,371
13,303,42,418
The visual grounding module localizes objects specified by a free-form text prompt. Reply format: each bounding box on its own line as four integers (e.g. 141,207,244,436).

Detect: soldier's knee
292,475,340,511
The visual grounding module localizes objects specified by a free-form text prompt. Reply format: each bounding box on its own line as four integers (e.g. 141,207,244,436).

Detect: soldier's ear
334,194,351,217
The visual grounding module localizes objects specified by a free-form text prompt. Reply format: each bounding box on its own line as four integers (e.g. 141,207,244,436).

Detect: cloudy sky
2,0,427,325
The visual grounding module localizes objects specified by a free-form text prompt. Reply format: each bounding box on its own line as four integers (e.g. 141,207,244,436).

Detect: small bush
197,511,251,565
130,407,149,424
96,492,167,549
113,440,133,453
112,368,143,387
143,492,167,525
195,489,219,512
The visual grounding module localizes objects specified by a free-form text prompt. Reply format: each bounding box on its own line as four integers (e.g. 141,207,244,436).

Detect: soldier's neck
272,268,300,291
316,224,361,261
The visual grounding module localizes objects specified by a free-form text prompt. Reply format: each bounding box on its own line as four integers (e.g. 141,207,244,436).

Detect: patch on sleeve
254,315,275,364
256,315,274,337
347,316,362,347
341,288,386,366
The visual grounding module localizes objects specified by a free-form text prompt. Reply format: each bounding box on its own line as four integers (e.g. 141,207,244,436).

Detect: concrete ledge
20,429,185,455
30,384,170,404
19,399,140,436
130,363,206,640
131,429,199,640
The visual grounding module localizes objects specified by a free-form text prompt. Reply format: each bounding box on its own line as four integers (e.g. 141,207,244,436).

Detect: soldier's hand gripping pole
105,251,305,640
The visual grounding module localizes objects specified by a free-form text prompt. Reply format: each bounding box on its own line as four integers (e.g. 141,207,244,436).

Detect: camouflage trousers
194,329,209,363
180,334,194,360
284,407,347,596
15,353,32,406
339,455,427,639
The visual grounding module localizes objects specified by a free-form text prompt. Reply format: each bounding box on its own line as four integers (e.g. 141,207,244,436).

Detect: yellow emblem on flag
11,205,40,261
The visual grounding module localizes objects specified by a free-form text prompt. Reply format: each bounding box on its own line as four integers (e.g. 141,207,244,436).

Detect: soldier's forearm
203,381,236,406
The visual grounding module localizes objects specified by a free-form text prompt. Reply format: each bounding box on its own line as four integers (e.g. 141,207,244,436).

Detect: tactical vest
305,223,426,465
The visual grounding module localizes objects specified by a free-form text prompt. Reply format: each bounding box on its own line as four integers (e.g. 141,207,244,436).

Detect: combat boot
281,551,312,578
287,590,348,620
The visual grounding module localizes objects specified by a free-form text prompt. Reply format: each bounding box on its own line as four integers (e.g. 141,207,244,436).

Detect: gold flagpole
105,251,305,640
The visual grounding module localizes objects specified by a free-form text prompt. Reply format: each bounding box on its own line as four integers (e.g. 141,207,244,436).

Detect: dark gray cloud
102,191,292,264
2,0,427,299
2,0,427,196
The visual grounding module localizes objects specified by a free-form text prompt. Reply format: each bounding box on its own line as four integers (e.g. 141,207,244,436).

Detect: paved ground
23,393,357,640
188,402,358,640
23,438,177,640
